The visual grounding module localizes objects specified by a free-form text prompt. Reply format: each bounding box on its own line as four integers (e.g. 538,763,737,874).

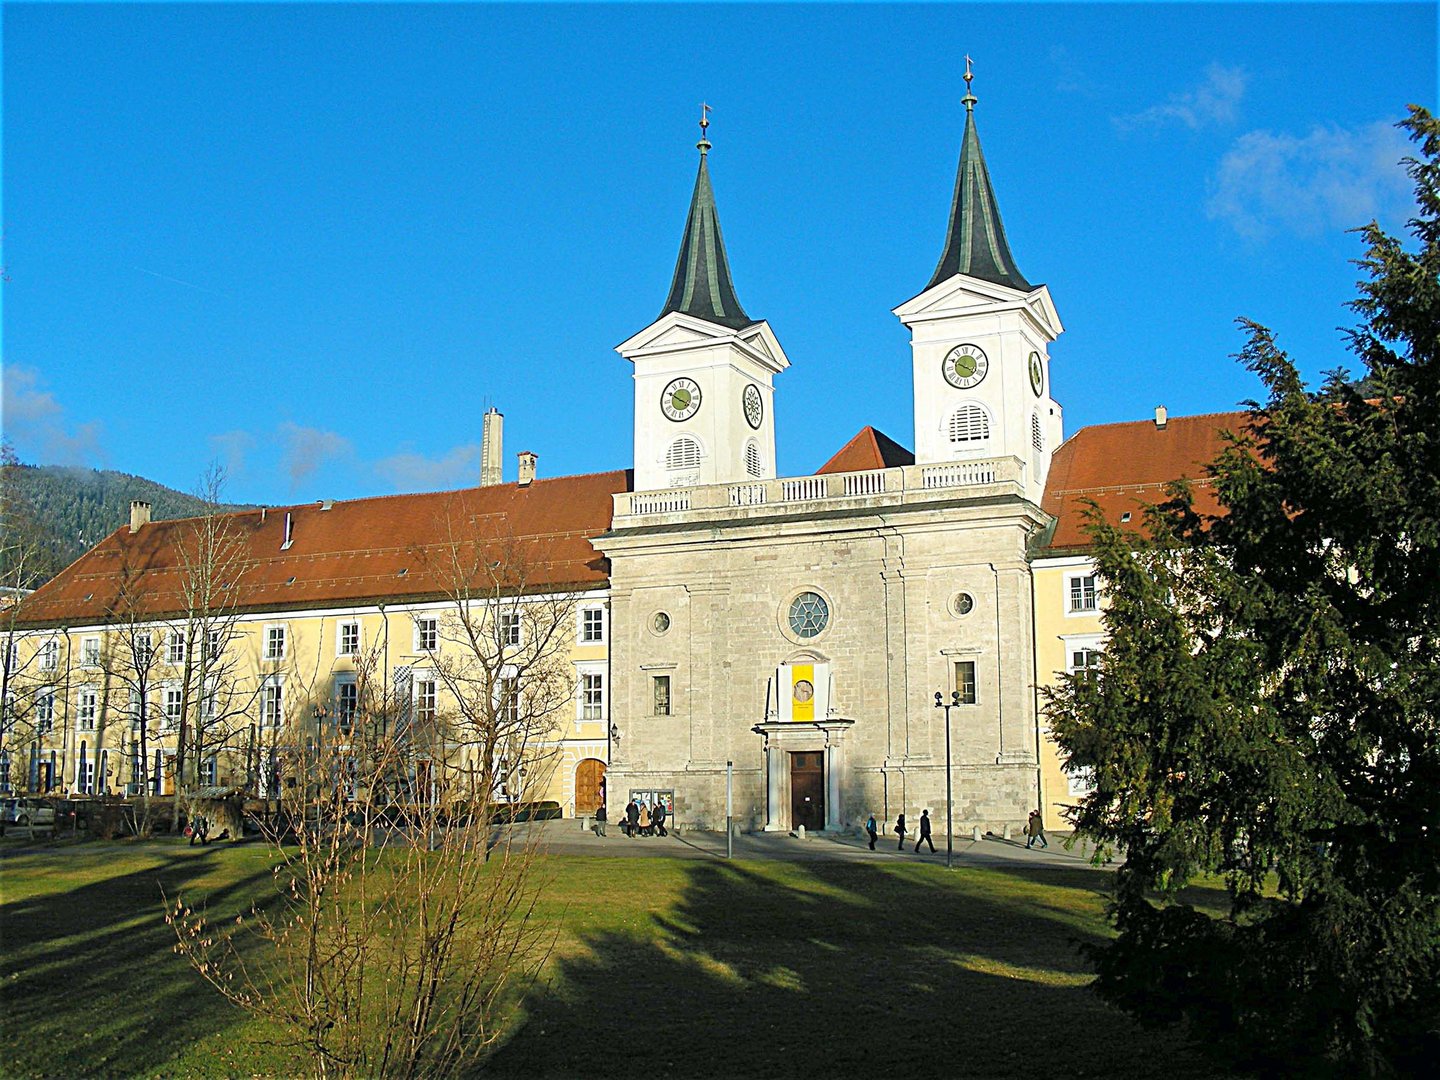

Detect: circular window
787,592,830,639
952,592,975,618
651,611,671,635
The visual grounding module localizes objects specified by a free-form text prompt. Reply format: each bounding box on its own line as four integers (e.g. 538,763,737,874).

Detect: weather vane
962,55,978,111
698,102,713,153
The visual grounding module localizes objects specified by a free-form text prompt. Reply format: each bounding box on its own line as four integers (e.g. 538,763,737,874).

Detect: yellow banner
791,664,815,722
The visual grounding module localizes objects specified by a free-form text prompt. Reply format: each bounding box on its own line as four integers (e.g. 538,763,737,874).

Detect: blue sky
3,2,1434,506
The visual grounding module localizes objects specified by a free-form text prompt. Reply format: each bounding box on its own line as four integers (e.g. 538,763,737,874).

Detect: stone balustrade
612,457,1026,523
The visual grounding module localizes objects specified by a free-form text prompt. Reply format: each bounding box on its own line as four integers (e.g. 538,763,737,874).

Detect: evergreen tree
1046,106,1439,1075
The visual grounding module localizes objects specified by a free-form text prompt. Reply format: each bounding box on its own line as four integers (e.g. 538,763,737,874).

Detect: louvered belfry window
1032,412,1045,452
666,436,702,470
947,405,990,444
745,439,762,478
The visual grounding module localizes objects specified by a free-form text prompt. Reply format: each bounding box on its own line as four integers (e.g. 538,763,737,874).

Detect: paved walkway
512,819,1117,869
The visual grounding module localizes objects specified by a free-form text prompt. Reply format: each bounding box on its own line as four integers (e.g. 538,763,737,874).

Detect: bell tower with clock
617,112,789,493
892,66,1064,505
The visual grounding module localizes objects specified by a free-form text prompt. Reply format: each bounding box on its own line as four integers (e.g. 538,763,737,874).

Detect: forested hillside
1,452,250,589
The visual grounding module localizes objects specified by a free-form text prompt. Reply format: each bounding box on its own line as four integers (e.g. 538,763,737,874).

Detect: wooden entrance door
789,751,824,831
574,758,605,815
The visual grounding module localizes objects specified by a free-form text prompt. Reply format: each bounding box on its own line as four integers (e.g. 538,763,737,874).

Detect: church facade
599,83,1062,833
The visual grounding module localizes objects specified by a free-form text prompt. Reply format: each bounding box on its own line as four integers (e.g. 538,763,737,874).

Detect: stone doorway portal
789,750,824,831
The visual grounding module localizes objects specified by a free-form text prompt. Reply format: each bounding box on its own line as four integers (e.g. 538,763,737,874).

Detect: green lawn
0,841,1227,1078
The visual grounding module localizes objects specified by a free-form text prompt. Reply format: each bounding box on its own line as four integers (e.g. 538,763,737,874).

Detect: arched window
947,404,990,444
665,436,702,471
1031,412,1044,452
745,439,762,478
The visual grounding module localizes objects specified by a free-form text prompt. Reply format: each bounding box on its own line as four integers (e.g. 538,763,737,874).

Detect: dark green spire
925,77,1032,293
660,122,755,330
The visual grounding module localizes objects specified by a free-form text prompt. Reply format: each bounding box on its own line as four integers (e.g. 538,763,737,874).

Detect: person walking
595,801,608,838
895,813,907,850
866,813,878,850
914,809,936,853
1026,809,1049,850
653,798,668,837
625,799,639,838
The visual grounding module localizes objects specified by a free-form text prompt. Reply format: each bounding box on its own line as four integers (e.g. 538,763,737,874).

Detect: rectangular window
81,637,100,667
4,641,16,677
581,607,605,643
135,633,154,666
79,754,95,795
653,675,672,716
261,681,283,729
415,617,438,653
581,672,604,720
0,694,12,736
336,680,358,735
167,629,186,665
0,753,10,794
201,683,218,723
338,621,360,656
954,661,978,706
1068,575,1098,613
415,680,437,726
499,611,521,647
40,639,59,671
207,629,224,660
199,756,217,787
265,625,287,661
163,688,183,730
1071,648,1101,678
36,690,55,734
77,688,98,730
498,676,519,727
128,689,144,731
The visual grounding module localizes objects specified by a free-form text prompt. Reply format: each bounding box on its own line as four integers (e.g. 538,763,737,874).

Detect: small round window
787,592,830,639
952,592,975,617
651,611,672,635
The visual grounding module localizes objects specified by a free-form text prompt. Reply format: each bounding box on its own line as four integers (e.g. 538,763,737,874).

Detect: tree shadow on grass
0,843,278,1079
485,857,1232,1079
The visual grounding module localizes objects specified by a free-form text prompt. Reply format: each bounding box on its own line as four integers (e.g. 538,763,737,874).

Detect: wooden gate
574,758,606,815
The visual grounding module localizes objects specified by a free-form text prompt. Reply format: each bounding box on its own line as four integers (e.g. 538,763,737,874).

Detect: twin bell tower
620,71,1063,503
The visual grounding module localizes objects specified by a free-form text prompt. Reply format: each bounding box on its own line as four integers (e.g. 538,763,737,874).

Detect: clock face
661,377,702,422
1028,351,1044,397
743,384,763,430
793,679,814,704
942,344,989,389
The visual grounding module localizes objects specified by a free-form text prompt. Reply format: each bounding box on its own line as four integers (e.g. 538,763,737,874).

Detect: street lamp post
934,690,961,870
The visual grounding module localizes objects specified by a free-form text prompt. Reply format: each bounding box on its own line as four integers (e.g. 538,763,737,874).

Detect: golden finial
698,102,713,154
962,55,978,112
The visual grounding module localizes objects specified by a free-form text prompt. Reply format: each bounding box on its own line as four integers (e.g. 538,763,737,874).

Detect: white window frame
264,624,287,661
261,676,284,729
943,402,992,447
574,662,606,722
414,616,439,654
77,744,94,795
134,632,154,667
81,636,101,668
414,676,438,727
40,638,59,672
163,685,184,730
1060,634,1106,678
1065,572,1100,616
579,606,606,645
199,755,218,787
36,688,56,734
166,628,186,665
76,687,99,731
206,628,224,661
334,674,358,736
337,620,361,657
498,610,521,648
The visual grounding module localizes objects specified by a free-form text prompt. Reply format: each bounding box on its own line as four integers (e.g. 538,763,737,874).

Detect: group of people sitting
593,797,668,838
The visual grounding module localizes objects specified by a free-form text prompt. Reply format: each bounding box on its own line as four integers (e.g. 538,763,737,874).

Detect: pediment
893,273,1063,339
617,313,789,372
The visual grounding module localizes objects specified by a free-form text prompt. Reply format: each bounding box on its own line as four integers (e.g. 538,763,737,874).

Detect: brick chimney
129,501,152,533
1154,405,1168,430
517,450,537,487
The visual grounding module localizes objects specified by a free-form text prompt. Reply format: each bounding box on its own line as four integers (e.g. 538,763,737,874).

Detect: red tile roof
16,471,630,628
1041,411,1249,552
817,427,915,474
